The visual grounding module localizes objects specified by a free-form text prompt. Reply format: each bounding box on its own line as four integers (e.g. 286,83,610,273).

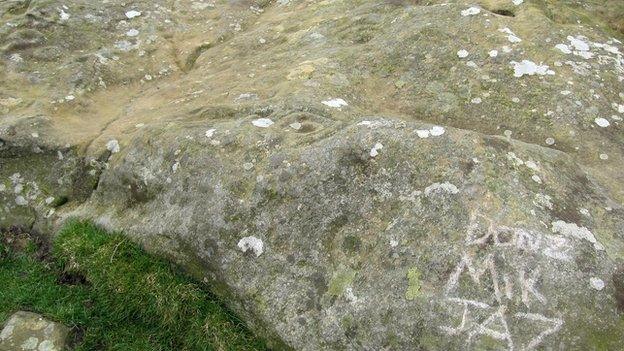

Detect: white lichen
0,324,13,340
534,194,553,210
499,27,522,43
237,236,264,257
344,287,358,303
39,340,55,351
567,36,590,52
126,28,139,37
506,152,524,166
457,49,469,58
251,118,274,128
106,139,120,153
125,10,142,19
424,182,459,197
21,337,39,350
416,129,430,138
15,196,27,206
321,98,348,108
511,60,555,77
551,220,603,250
555,44,572,54
430,126,445,136
235,93,258,101
590,277,605,291
357,120,392,129
416,125,445,138
525,160,540,171
594,117,610,127
461,7,481,16
370,142,383,158
59,9,70,21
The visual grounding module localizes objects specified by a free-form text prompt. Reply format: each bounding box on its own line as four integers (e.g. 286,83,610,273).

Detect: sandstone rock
1,0,624,350
0,311,69,351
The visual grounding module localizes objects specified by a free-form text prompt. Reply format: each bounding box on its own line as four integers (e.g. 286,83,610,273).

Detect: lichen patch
237,236,264,257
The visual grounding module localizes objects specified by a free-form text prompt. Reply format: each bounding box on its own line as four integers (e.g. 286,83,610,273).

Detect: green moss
563,306,624,350
405,267,421,301
1,221,267,350
340,315,354,330
327,269,356,297
585,319,624,350
383,332,400,349
341,235,361,254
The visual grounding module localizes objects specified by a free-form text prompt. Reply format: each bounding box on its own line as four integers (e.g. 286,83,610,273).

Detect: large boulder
1,0,623,349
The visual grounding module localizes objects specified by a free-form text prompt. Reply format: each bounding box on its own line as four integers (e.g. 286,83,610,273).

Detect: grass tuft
1,221,267,351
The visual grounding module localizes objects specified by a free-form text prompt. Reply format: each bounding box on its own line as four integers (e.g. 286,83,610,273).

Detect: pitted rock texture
1,1,624,350
0,311,69,351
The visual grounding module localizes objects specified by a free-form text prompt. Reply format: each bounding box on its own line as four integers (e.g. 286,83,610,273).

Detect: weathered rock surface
0,311,68,351
1,0,624,350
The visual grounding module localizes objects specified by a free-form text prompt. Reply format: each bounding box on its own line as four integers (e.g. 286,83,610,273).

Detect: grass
0,221,268,351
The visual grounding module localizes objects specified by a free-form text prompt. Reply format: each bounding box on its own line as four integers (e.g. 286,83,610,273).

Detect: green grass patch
0,221,267,351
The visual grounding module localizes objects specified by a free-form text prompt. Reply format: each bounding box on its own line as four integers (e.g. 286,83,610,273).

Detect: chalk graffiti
464,212,572,262
440,210,564,350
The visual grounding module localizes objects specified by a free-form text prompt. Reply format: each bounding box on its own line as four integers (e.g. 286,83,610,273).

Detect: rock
80,116,624,350
1,0,624,350
287,64,316,80
0,311,69,351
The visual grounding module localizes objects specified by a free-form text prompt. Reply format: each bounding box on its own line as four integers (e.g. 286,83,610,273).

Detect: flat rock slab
0,312,68,351
1,0,624,349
